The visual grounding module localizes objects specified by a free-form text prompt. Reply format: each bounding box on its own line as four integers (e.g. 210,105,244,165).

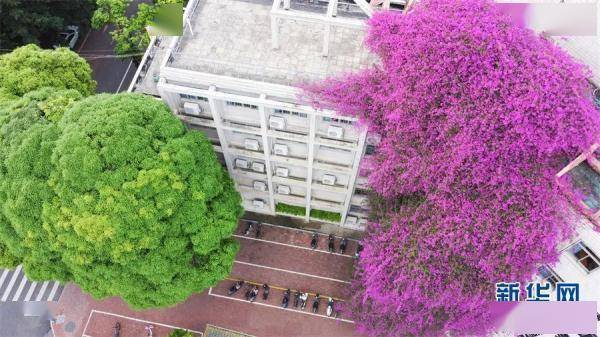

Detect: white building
130,0,600,326
129,0,404,231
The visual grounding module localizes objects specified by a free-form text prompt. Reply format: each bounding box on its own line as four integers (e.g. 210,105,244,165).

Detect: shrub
309,209,341,222
276,203,306,216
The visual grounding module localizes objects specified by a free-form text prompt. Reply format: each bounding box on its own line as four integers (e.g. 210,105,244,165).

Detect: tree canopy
303,0,600,336
0,92,242,309
0,88,82,274
0,0,95,50
0,45,96,97
92,0,181,56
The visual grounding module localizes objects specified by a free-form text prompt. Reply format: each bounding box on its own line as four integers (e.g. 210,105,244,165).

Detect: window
179,93,207,101
226,101,258,110
537,265,562,288
323,116,354,125
274,108,307,118
355,188,369,196
365,144,376,155
569,241,600,272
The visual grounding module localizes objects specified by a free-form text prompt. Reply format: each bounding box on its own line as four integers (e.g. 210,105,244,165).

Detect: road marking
47,281,60,301
77,30,92,53
35,281,49,301
102,25,109,33
116,59,133,93
208,287,354,324
89,310,204,336
82,310,94,337
242,219,360,242
0,269,9,289
24,282,37,301
12,273,28,301
1,265,22,301
234,234,354,258
233,260,351,284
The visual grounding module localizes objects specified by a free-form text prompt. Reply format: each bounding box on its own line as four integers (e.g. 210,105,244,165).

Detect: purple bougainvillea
303,0,599,336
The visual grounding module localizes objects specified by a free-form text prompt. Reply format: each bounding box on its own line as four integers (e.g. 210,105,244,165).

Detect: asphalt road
76,25,137,93
76,0,147,93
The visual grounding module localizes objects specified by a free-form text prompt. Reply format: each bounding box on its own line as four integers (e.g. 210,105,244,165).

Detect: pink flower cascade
303,0,600,336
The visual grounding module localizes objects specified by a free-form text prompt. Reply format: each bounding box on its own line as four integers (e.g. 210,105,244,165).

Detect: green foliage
275,203,306,217
0,88,80,280
0,242,19,269
44,93,242,308
0,45,96,97
92,0,182,56
0,92,241,309
0,88,18,110
0,0,95,50
168,329,194,337
309,209,341,222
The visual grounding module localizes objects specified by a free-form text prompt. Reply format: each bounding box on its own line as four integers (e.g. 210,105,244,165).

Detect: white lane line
234,235,353,258
35,281,49,301
24,282,37,301
233,260,351,284
82,310,94,337
243,220,360,242
0,269,9,289
90,310,204,335
1,265,22,301
115,59,133,93
208,291,355,324
47,282,60,301
11,273,28,301
77,30,92,53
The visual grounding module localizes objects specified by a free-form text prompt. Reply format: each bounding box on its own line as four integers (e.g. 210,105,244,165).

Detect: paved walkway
50,220,363,337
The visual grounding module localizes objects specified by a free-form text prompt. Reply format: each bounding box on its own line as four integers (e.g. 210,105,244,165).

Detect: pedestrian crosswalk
0,266,63,302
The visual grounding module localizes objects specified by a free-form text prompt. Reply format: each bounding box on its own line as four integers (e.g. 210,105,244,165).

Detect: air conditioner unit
322,174,336,186
244,138,260,151
275,167,289,177
277,185,291,195
252,162,265,173
234,158,249,169
358,218,368,227
327,126,344,139
183,102,202,116
273,143,288,156
346,216,358,225
253,181,267,191
366,134,381,145
269,116,286,130
253,199,265,208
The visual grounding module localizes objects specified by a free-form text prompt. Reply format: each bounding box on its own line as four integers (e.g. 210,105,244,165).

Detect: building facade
130,0,600,322
130,0,385,231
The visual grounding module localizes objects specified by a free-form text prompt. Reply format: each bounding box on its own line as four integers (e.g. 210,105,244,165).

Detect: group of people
228,280,337,317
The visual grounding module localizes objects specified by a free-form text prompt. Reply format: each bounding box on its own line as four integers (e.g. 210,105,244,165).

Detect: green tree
44,94,241,308
0,0,95,50
0,45,96,97
92,0,181,56
169,329,194,337
0,88,82,274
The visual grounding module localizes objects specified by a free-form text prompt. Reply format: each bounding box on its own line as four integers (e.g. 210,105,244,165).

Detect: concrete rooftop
167,0,373,86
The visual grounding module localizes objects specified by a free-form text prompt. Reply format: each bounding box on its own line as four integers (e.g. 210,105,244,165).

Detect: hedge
310,209,341,222
275,203,306,216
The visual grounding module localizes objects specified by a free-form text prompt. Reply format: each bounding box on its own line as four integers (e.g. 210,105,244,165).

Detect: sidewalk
50,220,363,337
